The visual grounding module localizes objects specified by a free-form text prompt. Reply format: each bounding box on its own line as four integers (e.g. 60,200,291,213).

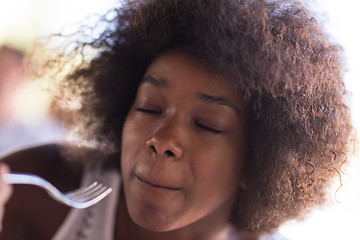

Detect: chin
128,202,183,232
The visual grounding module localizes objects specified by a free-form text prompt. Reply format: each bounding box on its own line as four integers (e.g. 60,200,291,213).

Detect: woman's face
121,50,247,232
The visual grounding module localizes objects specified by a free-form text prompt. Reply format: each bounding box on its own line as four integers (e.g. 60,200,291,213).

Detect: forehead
144,50,238,94
141,50,246,113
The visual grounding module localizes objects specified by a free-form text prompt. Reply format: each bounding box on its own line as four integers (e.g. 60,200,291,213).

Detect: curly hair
50,0,353,234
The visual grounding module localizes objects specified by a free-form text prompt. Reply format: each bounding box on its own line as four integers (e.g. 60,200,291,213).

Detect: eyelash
195,121,224,134
136,107,223,134
135,107,162,114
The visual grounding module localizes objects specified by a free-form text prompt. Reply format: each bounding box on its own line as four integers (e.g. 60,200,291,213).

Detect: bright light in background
0,0,359,239
279,0,360,239
0,0,48,51
0,0,119,123
43,0,120,35
0,0,119,44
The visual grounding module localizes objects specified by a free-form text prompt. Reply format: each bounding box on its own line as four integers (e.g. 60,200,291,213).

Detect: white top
52,160,121,240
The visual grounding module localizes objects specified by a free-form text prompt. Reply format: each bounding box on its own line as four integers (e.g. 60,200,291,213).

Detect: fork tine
67,184,106,201
65,182,100,198
4,173,112,208
68,187,113,209
69,185,109,202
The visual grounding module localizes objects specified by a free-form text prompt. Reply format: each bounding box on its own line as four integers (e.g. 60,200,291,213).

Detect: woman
0,0,353,239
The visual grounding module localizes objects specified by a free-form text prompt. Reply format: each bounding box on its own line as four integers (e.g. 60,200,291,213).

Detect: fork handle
3,173,49,186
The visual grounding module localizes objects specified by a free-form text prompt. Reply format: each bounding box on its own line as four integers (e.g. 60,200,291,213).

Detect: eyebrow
141,76,169,88
196,93,240,116
141,76,240,115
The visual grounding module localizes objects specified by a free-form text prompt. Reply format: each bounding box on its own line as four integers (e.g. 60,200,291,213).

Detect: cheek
195,150,242,194
187,139,244,208
121,113,154,184
193,132,246,197
121,113,148,154
121,115,141,175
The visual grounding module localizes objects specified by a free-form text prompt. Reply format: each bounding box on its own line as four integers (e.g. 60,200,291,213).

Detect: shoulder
0,144,105,239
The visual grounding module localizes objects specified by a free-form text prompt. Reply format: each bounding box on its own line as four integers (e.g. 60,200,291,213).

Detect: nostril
146,139,181,158
164,150,174,157
150,145,157,153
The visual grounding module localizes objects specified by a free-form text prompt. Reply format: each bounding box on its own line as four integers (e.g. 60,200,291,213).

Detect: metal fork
3,173,112,209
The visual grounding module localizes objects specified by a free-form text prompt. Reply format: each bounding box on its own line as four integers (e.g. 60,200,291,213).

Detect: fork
2,173,112,209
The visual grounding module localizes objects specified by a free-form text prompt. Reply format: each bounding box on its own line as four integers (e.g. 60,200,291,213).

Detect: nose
146,120,184,160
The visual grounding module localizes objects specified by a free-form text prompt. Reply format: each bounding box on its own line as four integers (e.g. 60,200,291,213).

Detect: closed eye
195,121,224,134
136,107,162,114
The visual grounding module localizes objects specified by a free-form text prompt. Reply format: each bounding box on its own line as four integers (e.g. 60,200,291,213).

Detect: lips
135,174,182,191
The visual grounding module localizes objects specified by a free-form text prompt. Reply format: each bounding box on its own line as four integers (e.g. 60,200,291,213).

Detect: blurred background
279,0,360,239
0,0,359,239
0,0,119,155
